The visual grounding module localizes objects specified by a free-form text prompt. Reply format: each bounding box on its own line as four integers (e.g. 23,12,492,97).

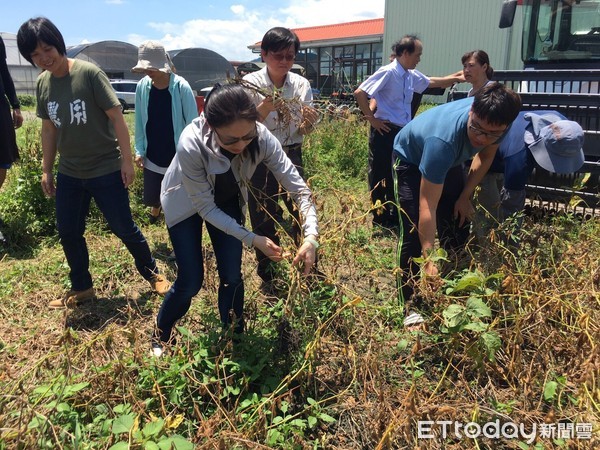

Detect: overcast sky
1,0,385,61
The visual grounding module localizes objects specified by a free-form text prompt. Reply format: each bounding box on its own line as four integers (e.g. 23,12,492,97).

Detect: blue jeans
156,201,244,343
56,171,158,291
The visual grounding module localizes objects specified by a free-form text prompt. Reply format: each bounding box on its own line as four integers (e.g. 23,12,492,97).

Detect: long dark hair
461,50,494,80
204,84,261,161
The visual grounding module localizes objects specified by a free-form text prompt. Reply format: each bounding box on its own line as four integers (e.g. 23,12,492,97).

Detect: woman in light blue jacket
154,84,319,355
132,40,198,223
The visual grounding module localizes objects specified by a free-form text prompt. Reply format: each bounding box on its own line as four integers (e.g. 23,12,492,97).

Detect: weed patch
0,114,598,448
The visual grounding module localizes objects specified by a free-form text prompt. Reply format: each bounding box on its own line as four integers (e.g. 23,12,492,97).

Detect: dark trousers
56,171,158,291
394,156,470,301
156,200,244,343
142,168,165,208
248,144,303,282
369,125,401,227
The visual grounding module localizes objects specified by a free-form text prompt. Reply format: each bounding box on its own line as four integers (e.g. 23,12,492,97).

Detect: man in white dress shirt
354,34,464,234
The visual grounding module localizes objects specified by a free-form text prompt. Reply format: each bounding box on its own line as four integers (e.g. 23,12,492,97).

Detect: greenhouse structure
3,35,234,96
1,32,40,96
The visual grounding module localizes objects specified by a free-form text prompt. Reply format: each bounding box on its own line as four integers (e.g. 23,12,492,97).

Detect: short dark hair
260,27,300,54
204,83,261,161
472,82,521,126
392,34,421,56
461,50,494,80
17,17,66,66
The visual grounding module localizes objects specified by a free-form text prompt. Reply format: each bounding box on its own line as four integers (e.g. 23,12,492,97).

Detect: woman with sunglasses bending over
155,83,319,355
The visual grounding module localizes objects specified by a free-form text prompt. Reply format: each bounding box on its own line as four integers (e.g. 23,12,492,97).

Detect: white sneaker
151,343,164,358
404,311,425,327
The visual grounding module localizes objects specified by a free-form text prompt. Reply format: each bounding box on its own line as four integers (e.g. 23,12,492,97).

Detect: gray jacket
160,116,318,247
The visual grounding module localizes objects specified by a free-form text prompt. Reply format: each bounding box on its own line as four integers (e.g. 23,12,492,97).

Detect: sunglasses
268,51,296,62
214,125,258,146
468,122,506,140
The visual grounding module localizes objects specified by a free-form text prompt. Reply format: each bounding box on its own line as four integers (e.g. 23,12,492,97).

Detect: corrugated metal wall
384,0,524,101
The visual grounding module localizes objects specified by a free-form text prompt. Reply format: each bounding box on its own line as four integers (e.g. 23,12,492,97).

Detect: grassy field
0,108,598,449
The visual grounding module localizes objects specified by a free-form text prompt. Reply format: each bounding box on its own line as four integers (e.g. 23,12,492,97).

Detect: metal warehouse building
247,0,525,101
383,0,524,100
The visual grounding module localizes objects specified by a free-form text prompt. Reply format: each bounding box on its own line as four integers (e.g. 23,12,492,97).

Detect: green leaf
280,401,289,414
466,297,492,318
396,339,409,351
517,442,530,450
414,248,448,265
175,325,193,338
112,414,136,434
266,429,283,446
238,396,257,409
108,443,130,450
227,385,240,395
480,332,502,360
113,404,131,414
544,381,558,401
318,413,336,423
32,384,55,398
307,416,318,428
46,400,58,409
193,347,208,359
447,271,484,293
63,382,90,397
463,322,488,332
442,304,468,330
142,418,164,437
290,418,307,429
28,416,43,429
56,402,71,413
157,435,194,450
144,442,160,450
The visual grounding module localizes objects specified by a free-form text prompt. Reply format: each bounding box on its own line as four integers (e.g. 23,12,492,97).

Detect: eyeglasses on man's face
214,125,258,146
468,121,506,140
268,51,296,62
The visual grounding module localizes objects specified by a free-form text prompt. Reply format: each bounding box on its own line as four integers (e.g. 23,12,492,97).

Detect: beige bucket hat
131,40,172,73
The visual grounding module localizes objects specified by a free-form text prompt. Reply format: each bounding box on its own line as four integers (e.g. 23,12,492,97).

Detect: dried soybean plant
230,77,360,133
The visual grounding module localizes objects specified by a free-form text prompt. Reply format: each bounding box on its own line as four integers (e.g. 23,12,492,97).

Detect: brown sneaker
149,274,171,295
49,288,96,309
